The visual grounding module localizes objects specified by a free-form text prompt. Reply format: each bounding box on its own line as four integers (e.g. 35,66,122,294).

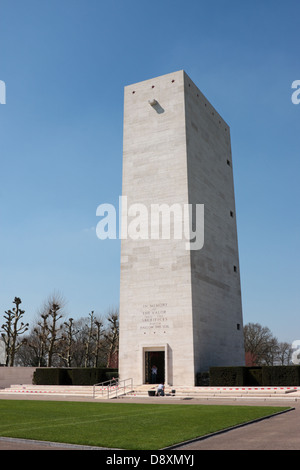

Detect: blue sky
0,0,299,343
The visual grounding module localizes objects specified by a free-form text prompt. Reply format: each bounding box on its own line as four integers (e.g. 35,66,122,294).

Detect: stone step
0,383,129,399
8,384,95,390
1,384,300,400
126,385,300,399
0,384,95,396
134,385,300,392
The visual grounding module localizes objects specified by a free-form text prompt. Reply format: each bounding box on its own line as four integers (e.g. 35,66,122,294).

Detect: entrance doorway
145,351,165,384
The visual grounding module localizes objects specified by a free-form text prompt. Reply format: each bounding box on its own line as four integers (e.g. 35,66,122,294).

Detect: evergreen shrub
209,366,300,386
33,368,118,385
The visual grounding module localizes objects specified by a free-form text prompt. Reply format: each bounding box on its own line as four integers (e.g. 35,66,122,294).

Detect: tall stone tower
119,70,244,386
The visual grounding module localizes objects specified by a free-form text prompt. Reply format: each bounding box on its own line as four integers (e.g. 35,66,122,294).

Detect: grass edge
162,406,294,450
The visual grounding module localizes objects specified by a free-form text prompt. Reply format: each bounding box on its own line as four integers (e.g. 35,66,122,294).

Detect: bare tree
84,311,95,367
104,308,119,368
1,297,29,366
3,296,120,369
263,336,279,366
29,292,66,367
277,342,293,365
66,317,89,366
33,313,50,366
93,318,104,367
65,314,105,367
57,318,78,367
244,323,273,365
244,322,293,366
45,296,64,367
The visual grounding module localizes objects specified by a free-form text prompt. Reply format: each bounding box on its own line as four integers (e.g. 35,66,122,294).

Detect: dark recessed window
233,265,237,272
237,323,240,330
230,211,234,217
227,159,231,166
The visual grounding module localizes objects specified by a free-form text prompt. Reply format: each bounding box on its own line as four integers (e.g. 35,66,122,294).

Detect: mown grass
0,400,290,450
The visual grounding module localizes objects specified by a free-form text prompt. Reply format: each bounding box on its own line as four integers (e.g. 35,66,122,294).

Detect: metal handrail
110,378,133,399
93,377,133,399
93,378,118,398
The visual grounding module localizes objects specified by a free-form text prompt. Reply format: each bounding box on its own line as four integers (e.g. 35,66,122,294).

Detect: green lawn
0,400,290,450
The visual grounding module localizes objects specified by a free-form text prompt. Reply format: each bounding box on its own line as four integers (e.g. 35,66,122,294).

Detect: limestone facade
119,71,244,386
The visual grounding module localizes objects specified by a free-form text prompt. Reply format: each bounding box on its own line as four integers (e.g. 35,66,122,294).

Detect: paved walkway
176,401,299,450
0,393,299,450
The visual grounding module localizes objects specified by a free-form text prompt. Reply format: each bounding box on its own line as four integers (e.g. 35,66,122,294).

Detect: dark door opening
145,351,165,384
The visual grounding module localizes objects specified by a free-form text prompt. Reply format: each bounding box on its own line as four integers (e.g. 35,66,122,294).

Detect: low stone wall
0,367,36,389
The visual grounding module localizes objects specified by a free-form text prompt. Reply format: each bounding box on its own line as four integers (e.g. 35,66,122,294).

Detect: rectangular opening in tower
144,350,165,384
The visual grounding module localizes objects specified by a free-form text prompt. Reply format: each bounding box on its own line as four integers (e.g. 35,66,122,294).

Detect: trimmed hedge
262,366,300,386
195,372,209,386
209,366,300,386
209,366,246,386
33,368,118,386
